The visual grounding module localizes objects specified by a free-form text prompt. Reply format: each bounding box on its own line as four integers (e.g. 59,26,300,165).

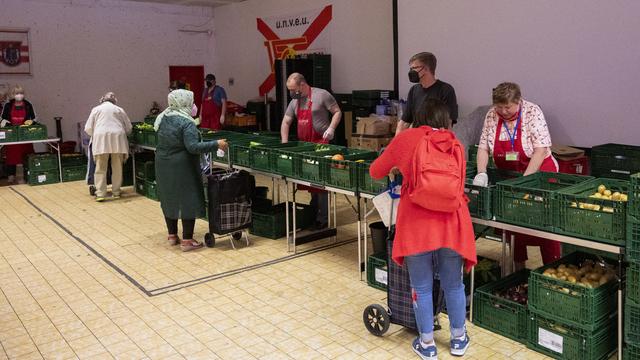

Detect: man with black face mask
280,73,342,229
200,74,227,130
396,52,458,135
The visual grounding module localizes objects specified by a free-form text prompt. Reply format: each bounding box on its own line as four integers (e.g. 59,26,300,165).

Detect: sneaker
450,333,470,356
412,337,437,360
112,194,121,199
95,197,106,202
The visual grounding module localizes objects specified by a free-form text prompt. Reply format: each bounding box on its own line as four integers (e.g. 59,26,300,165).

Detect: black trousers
164,217,196,239
5,165,16,176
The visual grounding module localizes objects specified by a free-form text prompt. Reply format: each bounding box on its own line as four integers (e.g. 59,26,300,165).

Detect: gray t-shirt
285,87,337,134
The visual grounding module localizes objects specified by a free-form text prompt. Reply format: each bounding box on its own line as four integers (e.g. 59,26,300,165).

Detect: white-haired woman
1,85,37,184
154,90,227,251
84,92,132,201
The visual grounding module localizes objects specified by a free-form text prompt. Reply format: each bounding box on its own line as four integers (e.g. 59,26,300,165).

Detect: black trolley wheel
232,231,242,240
89,185,96,196
204,233,215,248
363,304,390,336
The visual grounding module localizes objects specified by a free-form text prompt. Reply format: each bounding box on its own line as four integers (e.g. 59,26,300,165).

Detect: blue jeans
405,248,466,343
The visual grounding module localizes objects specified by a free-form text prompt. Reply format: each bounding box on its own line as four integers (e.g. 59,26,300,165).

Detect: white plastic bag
373,183,401,227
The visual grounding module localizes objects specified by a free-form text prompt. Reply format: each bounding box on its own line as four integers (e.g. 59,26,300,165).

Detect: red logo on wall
256,5,332,96
0,42,27,67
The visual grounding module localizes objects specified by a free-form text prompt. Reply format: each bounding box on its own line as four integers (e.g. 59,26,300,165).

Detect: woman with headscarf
84,92,132,202
1,85,37,184
154,89,227,251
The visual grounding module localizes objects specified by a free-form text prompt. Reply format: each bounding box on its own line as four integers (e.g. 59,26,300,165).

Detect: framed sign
0,28,31,75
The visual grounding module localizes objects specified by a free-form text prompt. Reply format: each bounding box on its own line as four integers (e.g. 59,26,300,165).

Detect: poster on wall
0,29,31,75
256,5,332,95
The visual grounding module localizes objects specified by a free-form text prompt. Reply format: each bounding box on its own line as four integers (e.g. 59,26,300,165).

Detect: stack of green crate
122,156,134,186
590,144,640,180
24,153,60,185
135,156,157,201
526,252,618,360
61,153,87,182
625,173,640,359
250,198,315,239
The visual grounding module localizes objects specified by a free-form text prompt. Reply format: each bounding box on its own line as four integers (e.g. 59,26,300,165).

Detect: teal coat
155,115,219,219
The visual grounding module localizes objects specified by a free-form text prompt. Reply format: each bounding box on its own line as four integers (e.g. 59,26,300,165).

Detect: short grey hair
100,92,117,104
287,72,306,85
409,52,437,75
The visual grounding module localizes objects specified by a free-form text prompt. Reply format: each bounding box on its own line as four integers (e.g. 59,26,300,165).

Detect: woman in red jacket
370,99,476,360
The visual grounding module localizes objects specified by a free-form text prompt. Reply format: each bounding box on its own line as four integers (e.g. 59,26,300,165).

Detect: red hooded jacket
370,126,477,270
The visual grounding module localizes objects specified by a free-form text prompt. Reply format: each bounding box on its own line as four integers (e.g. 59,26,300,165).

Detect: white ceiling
123,0,246,7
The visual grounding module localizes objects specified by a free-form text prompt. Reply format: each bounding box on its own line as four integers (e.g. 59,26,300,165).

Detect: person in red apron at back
280,73,343,229
199,74,227,130
474,82,560,270
1,86,37,184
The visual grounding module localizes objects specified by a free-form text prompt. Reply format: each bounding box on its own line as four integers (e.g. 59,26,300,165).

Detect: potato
599,277,609,286
604,189,612,197
587,273,601,281
602,207,614,213
612,192,621,201
571,202,578,208
593,193,603,199
543,268,556,276
598,185,606,194
567,275,577,283
621,194,628,202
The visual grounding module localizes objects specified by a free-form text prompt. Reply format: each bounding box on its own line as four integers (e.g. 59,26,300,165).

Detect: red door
169,66,205,111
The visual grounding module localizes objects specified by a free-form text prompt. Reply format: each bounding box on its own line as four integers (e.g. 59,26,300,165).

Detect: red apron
296,89,328,192
493,111,561,264
5,102,34,165
200,87,222,130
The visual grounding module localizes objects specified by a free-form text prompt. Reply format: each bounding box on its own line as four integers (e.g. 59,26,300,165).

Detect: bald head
286,73,306,87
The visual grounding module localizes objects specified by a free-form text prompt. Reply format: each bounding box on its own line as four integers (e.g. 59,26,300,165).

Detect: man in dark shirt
396,52,458,135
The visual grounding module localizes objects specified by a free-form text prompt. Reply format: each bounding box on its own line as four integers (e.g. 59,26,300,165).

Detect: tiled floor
0,178,560,359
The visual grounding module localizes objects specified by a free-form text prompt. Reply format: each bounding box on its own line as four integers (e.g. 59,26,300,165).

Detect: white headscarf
154,89,198,131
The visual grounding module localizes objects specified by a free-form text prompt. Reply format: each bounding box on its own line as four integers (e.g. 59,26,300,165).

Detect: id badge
506,151,519,161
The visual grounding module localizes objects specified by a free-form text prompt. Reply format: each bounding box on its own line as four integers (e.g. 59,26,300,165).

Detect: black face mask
206,81,213,88
408,70,421,83
289,90,303,100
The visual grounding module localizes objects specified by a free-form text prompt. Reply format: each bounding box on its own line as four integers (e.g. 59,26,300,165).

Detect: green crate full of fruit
556,178,629,245
17,123,47,141
495,172,592,231
0,126,18,143
528,252,618,331
62,166,87,182
324,149,377,192
473,270,530,344
272,143,332,177
526,311,616,360
250,141,313,173
630,173,640,219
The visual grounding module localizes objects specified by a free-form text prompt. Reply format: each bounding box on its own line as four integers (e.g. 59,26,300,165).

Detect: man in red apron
474,83,560,269
1,86,37,184
280,73,343,229
199,74,227,130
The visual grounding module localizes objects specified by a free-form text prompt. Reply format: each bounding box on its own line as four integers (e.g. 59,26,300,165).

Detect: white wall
0,0,215,146
213,0,394,104
398,0,640,148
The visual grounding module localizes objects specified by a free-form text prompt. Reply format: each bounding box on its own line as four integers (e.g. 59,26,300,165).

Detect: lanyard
502,108,521,151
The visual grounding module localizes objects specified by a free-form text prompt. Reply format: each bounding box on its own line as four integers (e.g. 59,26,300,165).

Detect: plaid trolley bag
203,169,254,249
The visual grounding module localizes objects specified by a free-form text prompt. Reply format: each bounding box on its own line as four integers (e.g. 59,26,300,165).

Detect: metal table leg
285,180,290,252
501,231,507,277
618,253,623,360
292,188,297,254
510,234,516,275
332,192,337,242
469,265,475,322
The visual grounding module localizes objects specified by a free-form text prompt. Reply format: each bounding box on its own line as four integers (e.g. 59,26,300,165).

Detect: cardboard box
356,116,394,136
344,111,353,143
551,145,585,160
351,133,394,152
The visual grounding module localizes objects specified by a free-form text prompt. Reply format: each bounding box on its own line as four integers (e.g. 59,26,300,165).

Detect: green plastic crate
146,180,158,201
143,128,157,147
625,298,640,344
325,150,377,192
627,262,640,304
465,181,493,220
297,149,336,184
557,178,629,245
17,123,47,141
488,167,522,183
230,137,281,167
143,115,156,125
528,252,618,331
272,143,333,177
0,126,18,143
135,160,155,181
495,172,592,231
61,153,87,167
62,166,87,182
591,143,640,180
473,270,530,344
357,161,388,196
625,342,640,360
25,153,59,171
26,169,60,186
250,141,313,173
626,216,640,262
135,177,146,196
468,145,494,168
527,311,616,360
250,201,314,239
630,173,640,219
366,252,387,291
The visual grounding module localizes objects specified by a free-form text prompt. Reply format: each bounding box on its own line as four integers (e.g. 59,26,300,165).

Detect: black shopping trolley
203,168,254,249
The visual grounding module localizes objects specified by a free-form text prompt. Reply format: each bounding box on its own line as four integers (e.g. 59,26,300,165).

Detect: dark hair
169,80,186,90
413,98,452,129
409,52,437,75
205,73,216,81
